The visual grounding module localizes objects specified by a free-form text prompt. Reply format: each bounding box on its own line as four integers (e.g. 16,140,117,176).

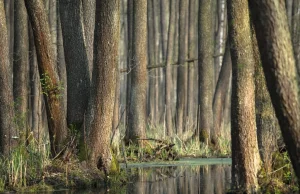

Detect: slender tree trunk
147,0,156,124
228,0,261,191
13,0,29,139
165,0,176,136
187,0,197,129
253,36,278,174
198,0,214,143
25,0,67,157
126,0,133,133
212,40,231,147
82,0,95,76
292,0,300,73
49,0,57,60
176,0,188,136
56,3,67,114
0,0,15,155
59,0,90,128
125,0,148,144
250,0,300,185
87,0,120,174
214,0,227,81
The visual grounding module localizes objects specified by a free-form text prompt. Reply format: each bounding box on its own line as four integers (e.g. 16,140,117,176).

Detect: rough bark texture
212,41,231,147
0,0,15,155
25,0,67,157
249,0,300,184
59,0,90,127
251,28,279,175
175,0,188,136
198,0,214,143
125,0,147,144
228,0,261,192
87,0,119,174
165,0,176,136
13,0,29,136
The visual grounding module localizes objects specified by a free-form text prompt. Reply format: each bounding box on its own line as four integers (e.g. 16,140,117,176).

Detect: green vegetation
258,151,298,193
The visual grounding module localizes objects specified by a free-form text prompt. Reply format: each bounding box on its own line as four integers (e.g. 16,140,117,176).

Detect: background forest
0,0,300,193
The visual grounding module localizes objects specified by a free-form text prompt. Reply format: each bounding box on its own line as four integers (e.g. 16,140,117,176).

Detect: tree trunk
165,0,176,136
56,3,67,115
59,0,90,128
227,0,261,191
87,0,120,175
125,0,148,144
212,40,231,147
187,0,197,130
176,0,188,136
253,37,278,174
82,0,95,76
147,0,156,124
25,0,67,157
250,0,300,185
13,0,29,139
292,0,300,74
0,0,15,155
198,0,214,143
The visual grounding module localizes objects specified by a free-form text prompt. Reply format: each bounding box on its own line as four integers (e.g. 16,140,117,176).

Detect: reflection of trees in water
126,164,231,194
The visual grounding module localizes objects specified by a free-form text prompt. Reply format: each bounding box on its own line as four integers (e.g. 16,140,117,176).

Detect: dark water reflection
125,164,231,194
51,159,231,194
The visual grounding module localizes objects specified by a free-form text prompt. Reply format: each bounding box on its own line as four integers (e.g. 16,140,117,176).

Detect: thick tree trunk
59,0,90,128
165,0,176,136
0,1,15,155
176,0,188,136
250,0,300,185
198,0,214,143
25,0,67,157
87,0,120,174
228,0,261,191
13,0,29,139
212,41,231,147
125,0,147,144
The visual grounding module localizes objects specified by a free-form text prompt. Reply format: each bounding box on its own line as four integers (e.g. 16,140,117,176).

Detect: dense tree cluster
0,0,299,192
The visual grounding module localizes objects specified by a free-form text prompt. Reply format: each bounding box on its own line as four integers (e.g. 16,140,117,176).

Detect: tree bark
25,0,67,157
250,0,300,185
165,0,176,136
228,0,261,191
176,0,188,136
82,0,95,76
187,0,197,129
0,0,15,155
125,0,148,144
198,0,214,143
212,40,231,147
13,0,29,139
87,0,120,174
59,0,90,128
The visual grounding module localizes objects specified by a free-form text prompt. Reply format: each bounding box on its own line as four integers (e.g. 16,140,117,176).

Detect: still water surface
54,158,231,194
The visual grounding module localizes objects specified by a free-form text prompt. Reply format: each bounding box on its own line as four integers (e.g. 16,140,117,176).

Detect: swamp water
55,158,232,194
